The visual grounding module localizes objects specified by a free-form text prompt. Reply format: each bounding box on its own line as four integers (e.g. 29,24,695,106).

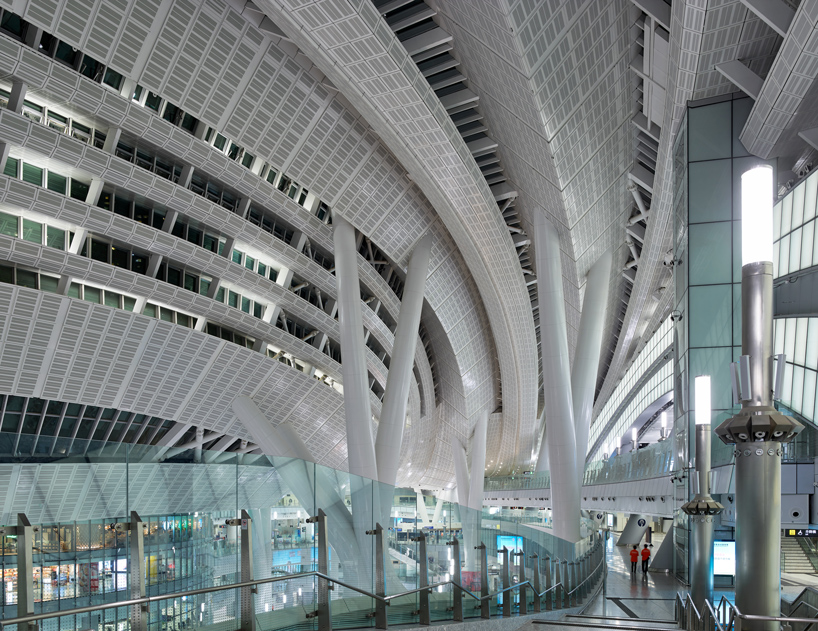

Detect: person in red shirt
629,545,639,573
641,544,651,573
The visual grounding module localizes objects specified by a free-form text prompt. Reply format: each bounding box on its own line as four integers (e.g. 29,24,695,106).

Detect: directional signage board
786,529,818,537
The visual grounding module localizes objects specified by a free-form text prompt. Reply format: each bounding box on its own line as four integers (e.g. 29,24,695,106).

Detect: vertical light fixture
683,374,721,608
660,411,667,439
694,375,711,425
715,163,800,628
741,165,774,266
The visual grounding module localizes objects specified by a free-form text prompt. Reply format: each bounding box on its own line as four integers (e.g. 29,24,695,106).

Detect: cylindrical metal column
716,262,801,631
571,249,612,481
743,263,773,409
333,215,378,481
533,214,581,543
689,515,714,607
375,234,432,486
682,424,722,609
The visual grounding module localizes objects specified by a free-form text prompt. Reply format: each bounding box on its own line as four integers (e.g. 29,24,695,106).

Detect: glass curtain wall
672,93,774,583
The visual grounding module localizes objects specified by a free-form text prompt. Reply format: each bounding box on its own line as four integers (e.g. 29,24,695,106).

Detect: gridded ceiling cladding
0,0,514,483
0,284,360,465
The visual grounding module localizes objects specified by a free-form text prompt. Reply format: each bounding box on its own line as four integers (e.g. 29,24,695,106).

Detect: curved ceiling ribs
256,0,540,475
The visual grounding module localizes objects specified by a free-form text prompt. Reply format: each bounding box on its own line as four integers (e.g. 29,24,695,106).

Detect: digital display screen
714,541,735,576
496,535,523,564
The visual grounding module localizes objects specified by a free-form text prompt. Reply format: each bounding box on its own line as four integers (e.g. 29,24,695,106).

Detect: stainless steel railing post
412,533,430,625
530,554,541,613
515,550,527,615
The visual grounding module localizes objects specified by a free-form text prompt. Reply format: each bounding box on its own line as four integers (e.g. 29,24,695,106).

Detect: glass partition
0,431,601,631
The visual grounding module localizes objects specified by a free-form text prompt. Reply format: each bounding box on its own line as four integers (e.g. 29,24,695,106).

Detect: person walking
629,545,638,573
641,544,651,573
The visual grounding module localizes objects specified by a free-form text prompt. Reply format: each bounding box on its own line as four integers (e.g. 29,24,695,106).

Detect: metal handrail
0,553,605,631
677,591,818,631
792,601,818,617
567,559,605,596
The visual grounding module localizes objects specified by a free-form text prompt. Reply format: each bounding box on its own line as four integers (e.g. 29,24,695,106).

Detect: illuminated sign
496,535,523,564
714,541,735,576
786,529,818,537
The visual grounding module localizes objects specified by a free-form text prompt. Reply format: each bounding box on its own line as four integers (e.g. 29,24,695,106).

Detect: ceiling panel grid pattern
741,0,818,158
0,0,484,484
0,284,370,465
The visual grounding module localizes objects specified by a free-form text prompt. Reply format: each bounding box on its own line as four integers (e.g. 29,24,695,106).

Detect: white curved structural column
533,213,581,543
572,250,612,480
257,0,538,475
452,439,470,508
468,411,488,512
232,395,372,587
332,215,378,482
376,234,432,486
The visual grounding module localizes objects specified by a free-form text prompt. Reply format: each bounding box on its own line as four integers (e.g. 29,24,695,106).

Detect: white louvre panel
260,0,534,476
0,2,502,483
0,462,288,523
0,234,345,383
0,284,359,457
0,41,439,408
0,107,432,415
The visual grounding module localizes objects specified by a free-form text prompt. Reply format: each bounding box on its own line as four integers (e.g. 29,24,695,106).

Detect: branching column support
571,250,612,481
533,213,581,543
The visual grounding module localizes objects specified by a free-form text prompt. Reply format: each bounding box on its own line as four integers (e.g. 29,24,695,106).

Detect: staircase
782,534,817,574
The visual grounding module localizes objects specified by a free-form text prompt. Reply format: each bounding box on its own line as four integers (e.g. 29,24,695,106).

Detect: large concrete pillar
332,215,378,482
432,498,443,526
465,412,488,571
571,250,612,481
533,214,581,542
375,234,432,486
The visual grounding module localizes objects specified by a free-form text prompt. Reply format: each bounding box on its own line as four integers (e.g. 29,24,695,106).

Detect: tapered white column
333,215,379,481
432,498,443,526
416,491,431,525
468,411,488,512
233,396,371,588
452,439,470,508
376,234,432,485
533,214,581,543
571,250,612,481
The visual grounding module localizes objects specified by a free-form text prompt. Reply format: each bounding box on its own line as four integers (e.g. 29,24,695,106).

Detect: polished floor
561,531,816,621
576,533,681,622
